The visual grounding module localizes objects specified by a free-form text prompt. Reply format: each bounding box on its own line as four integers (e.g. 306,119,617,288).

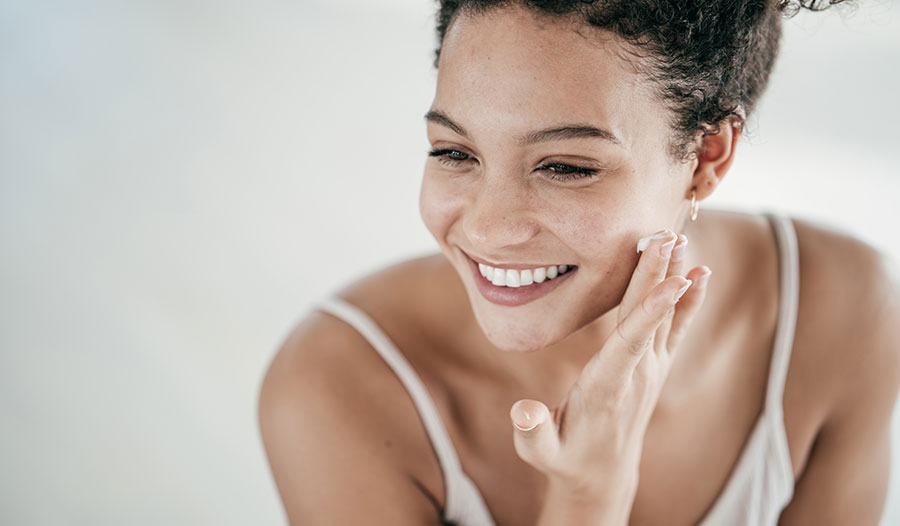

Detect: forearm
536,478,638,526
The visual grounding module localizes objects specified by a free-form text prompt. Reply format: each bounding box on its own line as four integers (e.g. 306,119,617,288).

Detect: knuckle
641,292,668,319
639,297,654,317
615,323,646,356
627,339,647,357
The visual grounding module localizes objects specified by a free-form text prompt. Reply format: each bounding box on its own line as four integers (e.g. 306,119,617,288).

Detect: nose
461,175,540,251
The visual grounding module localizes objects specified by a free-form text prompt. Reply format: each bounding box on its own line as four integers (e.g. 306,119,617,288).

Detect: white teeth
491,267,506,286
477,261,574,287
520,269,534,286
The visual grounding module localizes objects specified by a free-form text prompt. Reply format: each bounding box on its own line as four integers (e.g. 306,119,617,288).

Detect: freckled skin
419,7,699,353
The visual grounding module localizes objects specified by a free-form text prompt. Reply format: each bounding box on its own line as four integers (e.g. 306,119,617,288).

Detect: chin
474,309,567,353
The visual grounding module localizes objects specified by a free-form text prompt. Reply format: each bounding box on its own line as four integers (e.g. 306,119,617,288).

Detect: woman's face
420,7,695,352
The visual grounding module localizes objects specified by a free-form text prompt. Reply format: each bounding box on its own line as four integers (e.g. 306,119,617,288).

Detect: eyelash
427,148,600,182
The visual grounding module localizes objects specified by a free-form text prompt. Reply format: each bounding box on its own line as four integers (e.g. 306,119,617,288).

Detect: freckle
384,439,393,448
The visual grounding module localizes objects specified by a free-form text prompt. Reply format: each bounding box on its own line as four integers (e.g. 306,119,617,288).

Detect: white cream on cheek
636,231,674,253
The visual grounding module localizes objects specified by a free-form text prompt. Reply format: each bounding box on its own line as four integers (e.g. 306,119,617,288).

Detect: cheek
418,172,460,239
540,196,627,260
543,180,672,264
540,197,646,302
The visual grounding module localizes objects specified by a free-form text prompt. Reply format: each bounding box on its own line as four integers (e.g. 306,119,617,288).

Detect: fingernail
671,236,688,261
512,402,539,431
636,230,672,253
514,420,539,432
660,238,677,258
674,280,692,302
698,268,712,288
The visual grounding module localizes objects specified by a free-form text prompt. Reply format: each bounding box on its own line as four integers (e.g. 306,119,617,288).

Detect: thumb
510,399,560,472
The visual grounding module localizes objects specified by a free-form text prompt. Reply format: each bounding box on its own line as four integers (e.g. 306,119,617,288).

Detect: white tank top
314,211,799,526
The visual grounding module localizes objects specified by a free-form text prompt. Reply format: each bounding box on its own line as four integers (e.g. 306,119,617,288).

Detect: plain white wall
1,0,898,523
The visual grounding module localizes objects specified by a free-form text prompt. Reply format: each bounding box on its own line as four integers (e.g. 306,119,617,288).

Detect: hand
509,230,712,499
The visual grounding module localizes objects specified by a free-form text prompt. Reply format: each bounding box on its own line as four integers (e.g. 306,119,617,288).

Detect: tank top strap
762,211,800,417
760,211,800,490
313,296,495,525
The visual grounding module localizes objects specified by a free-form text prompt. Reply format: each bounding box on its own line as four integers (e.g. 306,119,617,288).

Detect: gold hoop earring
690,190,700,222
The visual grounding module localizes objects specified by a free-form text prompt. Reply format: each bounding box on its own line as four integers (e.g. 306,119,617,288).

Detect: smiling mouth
464,252,578,307
477,262,577,287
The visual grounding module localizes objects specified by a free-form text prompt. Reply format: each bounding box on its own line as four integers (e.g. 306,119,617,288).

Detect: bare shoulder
702,208,899,427
788,215,900,394
709,208,899,376
775,219,900,522
790,214,896,314
257,276,448,523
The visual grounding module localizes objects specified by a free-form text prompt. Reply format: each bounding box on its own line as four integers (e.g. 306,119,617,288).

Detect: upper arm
779,240,900,525
257,313,442,525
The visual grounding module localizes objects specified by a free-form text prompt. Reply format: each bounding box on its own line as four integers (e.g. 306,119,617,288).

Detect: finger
585,276,693,390
666,265,712,355
619,230,679,324
510,399,560,473
655,234,688,351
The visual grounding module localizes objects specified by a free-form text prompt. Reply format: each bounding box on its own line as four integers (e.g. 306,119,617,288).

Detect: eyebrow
423,109,622,147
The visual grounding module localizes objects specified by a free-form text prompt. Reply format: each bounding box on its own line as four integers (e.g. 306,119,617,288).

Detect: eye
427,149,600,182
536,162,599,182
427,148,474,167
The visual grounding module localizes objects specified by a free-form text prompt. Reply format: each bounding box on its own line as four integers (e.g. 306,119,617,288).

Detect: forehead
435,7,660,150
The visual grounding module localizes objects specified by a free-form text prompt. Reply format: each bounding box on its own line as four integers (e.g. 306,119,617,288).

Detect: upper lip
463,250,576,271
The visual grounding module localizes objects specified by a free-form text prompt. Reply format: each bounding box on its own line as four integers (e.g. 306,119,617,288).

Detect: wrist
538,475,639,526
548,466,639,503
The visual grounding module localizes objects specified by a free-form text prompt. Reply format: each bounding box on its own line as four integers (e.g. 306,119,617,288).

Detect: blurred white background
1,0,898,523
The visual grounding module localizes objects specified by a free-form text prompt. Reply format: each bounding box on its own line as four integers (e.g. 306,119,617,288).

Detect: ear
688,120,742,200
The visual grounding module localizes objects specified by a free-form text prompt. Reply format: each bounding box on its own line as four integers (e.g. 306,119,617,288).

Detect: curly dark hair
432,0,852,161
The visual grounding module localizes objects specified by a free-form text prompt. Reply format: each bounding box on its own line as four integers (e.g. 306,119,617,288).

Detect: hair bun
776,0,852,18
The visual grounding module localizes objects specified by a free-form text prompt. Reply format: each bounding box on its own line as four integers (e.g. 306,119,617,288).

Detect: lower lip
467,256,577,307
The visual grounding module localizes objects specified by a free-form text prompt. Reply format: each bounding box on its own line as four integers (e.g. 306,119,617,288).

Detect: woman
259,1,900,524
